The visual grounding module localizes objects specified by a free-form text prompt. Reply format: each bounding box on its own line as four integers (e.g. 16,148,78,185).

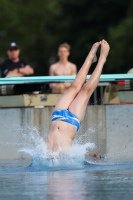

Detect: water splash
18,127,95,170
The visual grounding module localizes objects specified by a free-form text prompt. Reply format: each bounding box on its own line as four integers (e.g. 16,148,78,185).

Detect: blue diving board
0,74,133,85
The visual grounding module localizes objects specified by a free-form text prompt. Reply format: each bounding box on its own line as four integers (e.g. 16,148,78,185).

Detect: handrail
0,74,133,85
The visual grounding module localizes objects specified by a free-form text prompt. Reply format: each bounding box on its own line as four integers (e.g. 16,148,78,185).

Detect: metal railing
89,83,109,105
0,74,133,85
0,74,133,105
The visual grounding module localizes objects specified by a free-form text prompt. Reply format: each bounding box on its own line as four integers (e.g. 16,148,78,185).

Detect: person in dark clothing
0,42,34,77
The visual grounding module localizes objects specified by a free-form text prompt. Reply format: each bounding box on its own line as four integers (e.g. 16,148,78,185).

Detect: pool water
0,161,133,200
1,127,133,200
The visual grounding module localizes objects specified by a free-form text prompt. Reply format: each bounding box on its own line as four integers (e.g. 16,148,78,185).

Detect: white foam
18,127,95,170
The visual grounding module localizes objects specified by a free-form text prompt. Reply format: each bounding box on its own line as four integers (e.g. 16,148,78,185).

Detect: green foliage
107,3,133,73
56,0,132,73
0,0,133,75
0,0,60,75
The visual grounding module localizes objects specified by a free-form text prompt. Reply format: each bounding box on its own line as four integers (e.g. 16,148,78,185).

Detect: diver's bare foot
89,42,101,63
100,40,110,60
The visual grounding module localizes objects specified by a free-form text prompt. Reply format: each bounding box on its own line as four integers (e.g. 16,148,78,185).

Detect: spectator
49,43,77,93
0,42,34,77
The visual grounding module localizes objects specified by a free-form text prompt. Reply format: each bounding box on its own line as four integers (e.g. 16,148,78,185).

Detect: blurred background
0,0,133,75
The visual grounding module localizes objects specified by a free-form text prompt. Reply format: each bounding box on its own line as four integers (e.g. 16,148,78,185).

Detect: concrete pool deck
0,105,133,162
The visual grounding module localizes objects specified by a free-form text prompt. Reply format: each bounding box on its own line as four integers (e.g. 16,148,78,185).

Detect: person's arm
49,65,58,91
6,65,34,77
49,64,55,76
0,63,21,78
18,65,34,75
6,68,24,77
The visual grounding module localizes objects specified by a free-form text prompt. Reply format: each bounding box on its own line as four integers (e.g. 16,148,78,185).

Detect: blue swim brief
52,109,80,131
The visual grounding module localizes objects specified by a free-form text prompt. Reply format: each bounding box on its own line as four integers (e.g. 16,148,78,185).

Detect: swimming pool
1,105,133,199
0,161,133,200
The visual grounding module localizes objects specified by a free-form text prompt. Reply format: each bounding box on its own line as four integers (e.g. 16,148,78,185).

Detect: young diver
46,40,110,152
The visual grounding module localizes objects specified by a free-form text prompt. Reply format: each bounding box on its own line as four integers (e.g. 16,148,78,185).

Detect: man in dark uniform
0,42,34,77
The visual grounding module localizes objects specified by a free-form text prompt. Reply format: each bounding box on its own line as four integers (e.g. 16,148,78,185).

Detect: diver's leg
54,42,101,111
69,40,110,121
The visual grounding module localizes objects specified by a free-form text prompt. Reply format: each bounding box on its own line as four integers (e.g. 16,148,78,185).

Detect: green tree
0,0,133,75
56,0,132,73
0,0,60,75
107,2,133,73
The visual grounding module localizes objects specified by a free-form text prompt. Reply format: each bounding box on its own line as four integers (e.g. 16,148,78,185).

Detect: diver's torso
46,120,76,151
